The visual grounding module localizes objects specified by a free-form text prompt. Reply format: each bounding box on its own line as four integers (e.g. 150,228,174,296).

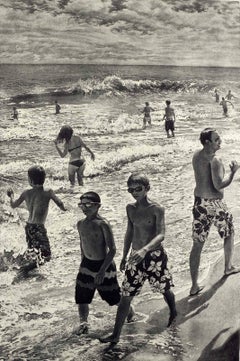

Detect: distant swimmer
214,89,220,103
219,97,234,117
161,100,175,138
225,90,236,101
55,100,61,115
7,165,66,282
12,106,18,120
54,125,95,187
141,102,154,129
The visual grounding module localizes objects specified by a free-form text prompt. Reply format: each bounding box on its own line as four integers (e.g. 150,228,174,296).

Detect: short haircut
145,102,149,106
57,125,73,142
80,191,101,203
127,173,150,188
199,128,216,145
166,100,171,105
28,166,46,185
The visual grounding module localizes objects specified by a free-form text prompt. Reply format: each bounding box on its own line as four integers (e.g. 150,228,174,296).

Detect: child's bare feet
74,322,89,336
99,334,119,345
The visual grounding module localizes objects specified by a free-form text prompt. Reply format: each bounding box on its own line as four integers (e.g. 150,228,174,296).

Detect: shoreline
121,243,240,361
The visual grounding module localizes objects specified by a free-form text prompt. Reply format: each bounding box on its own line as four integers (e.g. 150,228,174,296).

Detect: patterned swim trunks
192,197,234,243
23,223,51,267
122,248,174,297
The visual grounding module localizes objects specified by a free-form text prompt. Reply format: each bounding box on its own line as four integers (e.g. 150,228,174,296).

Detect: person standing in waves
54,125,95,187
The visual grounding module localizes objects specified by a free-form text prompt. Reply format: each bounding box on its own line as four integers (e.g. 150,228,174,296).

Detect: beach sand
119,244,240,361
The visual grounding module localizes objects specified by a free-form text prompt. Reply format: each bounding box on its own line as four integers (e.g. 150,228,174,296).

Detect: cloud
0,0,239,66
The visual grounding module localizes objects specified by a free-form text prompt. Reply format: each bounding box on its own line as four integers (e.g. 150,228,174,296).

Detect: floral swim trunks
192,197,234,243
122,248,174,297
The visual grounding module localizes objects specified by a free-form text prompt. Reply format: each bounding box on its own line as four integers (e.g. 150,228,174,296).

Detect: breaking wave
9,75,216,103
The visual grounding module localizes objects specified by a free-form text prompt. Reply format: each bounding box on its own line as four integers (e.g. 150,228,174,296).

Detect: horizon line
0,63,239,69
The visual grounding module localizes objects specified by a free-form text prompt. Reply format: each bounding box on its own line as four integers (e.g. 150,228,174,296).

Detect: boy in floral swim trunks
190,128,240,296
7,165,67,281
99,173,177,345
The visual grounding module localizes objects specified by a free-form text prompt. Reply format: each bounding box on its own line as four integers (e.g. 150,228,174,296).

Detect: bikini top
68,145,82,152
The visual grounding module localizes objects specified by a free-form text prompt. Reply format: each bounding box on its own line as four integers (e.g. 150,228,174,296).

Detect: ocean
1,64,240,360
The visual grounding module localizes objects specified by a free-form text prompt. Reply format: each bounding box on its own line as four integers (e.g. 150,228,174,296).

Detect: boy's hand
120,258,127,272
7,188,14,197
129,249,146,265
95,270,105,285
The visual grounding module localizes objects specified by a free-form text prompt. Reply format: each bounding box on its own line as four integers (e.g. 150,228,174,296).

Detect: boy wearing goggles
75,191,134,335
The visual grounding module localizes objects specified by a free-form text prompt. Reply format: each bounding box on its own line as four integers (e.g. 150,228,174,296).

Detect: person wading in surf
54,125,95,187
190,128,240,296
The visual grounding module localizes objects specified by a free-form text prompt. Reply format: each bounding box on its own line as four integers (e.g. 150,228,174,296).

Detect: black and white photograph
0,1,240,360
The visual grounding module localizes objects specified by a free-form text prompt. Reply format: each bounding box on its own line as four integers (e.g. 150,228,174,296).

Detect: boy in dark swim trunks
161,100,175,138
7,165,66,281
99,173,177,345
75,191,134,335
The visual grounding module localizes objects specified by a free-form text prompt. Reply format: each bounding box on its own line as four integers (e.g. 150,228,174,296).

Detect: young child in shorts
7,165,67,280
75,191,134,335
99,173,177,345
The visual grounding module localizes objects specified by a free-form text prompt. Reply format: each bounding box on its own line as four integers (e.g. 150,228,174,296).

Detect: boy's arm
129,206,165,265
173,110,176,121
94,221,116,285
81,140,95,161
7,188,26,208
77,221,84,261
49,189,67,211
120,205,133,271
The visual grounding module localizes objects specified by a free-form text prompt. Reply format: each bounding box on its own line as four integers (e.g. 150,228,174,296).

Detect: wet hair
80,191,101,203
28,165,46,185
127,173,150,189
56,125,73,142
199,128,216,145
166,100,171,105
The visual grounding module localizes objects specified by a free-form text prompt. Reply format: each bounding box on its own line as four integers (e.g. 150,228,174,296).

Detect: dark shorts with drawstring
75,257,121,305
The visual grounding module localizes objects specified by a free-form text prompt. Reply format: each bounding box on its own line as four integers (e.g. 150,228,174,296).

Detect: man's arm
7,188,26,208
211,158,239,190
50,189,67,211
94,221,116,285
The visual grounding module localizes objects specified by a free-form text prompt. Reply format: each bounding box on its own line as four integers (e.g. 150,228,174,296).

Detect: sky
0,0,239,66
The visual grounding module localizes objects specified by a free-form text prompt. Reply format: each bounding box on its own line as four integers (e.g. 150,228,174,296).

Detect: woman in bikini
54,125,95,187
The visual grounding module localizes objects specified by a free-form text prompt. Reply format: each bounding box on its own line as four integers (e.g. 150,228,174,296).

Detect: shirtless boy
162,100,175,138
142,102,154,129
7,165,66,279
190,128,240,296
99,173,177,345
75,191,134,335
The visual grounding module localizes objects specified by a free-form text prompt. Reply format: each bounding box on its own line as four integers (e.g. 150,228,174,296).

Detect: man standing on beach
190,128,240,296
